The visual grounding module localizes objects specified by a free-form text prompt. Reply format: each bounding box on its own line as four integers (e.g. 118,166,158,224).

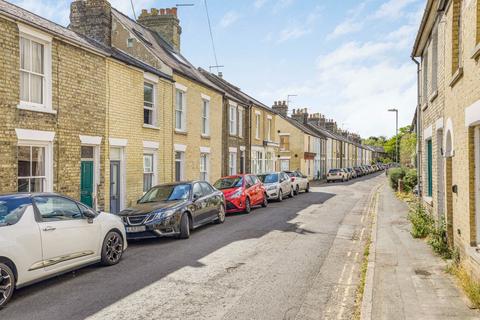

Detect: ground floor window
175,151,184,182
280,159,290,171
143,154,154,192
200,153,209,181
426,139,433,197
18,146,46,192
229,152,237,175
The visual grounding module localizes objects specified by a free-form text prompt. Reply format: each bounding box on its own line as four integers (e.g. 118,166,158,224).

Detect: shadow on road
2,186,341,319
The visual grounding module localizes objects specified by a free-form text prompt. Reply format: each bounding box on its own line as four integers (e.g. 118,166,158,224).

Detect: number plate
126,226,146,233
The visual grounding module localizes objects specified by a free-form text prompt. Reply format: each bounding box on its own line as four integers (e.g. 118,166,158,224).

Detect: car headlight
230,189,243,199
266,185,277,191
152,209,177,220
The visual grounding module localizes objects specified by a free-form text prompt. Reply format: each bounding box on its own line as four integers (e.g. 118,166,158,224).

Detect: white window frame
175,151,185,181
17,24,53,114
200,153,209,181
143,151,157,193
238,107,244,138
175,88,187,132
16,128,54,192
229,103,238,136
255,113,261,140
229,148,237,176
266,117,272,141
143,81,157,127
202,99,210,136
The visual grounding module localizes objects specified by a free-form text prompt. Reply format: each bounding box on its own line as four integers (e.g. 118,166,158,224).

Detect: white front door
34,195,101,272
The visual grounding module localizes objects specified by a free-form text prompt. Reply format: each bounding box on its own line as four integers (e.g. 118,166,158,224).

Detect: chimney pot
160,8,165,15
151,8,158,15
137,6,182,51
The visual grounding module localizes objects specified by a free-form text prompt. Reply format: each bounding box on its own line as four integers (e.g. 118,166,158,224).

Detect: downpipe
411,56,422,198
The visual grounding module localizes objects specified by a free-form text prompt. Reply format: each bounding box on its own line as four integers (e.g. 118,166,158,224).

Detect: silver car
257,172,294,201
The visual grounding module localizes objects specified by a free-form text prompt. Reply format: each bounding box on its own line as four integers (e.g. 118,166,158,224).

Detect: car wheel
278,189,283,202
294,185,299,195
261,193,268,207
245,198,251,214
0,263,14,309
306,183,310,193
101,231,124,266
215,205,225,224
289,187,295,198
178,212,191,239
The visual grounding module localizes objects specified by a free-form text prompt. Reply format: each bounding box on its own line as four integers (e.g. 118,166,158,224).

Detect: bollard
398,179,404,193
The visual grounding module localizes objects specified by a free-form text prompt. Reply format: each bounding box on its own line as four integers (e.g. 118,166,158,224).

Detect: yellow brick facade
250,105,278,173
172,74,223,183
104,59,174,212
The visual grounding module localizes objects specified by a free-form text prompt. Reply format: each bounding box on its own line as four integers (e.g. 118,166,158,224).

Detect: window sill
423,196,433,206
471,43,480,60
449,67,464,88
429,90,438,103
201,134,210,139
175,129,188,135
421,103,428,111
143,124,160,130
17,104,57,115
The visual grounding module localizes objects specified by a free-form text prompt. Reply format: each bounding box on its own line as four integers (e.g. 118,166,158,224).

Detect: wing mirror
193,193,201,201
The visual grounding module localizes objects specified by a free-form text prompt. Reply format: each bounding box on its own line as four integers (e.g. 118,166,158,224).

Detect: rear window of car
0,195,31,227
328,169,340,173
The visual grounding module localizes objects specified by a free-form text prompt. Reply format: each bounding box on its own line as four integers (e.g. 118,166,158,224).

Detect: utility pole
388,108,399,163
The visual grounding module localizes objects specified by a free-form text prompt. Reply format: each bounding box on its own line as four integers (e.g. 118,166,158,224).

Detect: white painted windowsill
422,196,433,206
471,43,480,60
143,124,160,130
17,104,57,115
449,67,464,88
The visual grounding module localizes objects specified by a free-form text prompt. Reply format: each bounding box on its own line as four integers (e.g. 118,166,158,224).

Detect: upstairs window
229,105,237,135
280,135,290,151
266,118,272,141
144,82,156,126
431,25,438,93
238,107,244,138
19,28,52,112
255,114,261,139
422,49,429,104
175,89,187,131
202,99,210,135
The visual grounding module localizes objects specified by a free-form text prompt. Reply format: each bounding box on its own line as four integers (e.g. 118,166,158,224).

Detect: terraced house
0,0,109,209
413,0,480,280
199,69,251,176
272,105,324,180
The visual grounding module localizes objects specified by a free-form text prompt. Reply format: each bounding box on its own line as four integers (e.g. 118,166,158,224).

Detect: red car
213,174,268,213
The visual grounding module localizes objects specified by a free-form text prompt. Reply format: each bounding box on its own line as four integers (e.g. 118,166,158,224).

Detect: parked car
342,168,352,180
0,193,126,308
354,167,363,177
347,168,357,179
327,168,347,182
258,172,294,201
118,181,225,240
284,170,310,194
213,175,267,213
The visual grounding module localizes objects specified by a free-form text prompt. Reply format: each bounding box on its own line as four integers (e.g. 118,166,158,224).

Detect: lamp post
388,108,399,163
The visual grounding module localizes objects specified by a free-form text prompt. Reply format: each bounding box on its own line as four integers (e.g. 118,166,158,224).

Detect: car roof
0,192,63,198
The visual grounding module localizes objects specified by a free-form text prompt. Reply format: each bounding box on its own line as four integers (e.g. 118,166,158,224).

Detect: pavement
362,181,480,320
1,173,383,320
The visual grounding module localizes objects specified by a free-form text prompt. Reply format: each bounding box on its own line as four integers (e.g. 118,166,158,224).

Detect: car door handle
43,226,56,232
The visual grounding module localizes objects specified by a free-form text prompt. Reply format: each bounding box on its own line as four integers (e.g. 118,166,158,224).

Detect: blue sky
10,0,425,137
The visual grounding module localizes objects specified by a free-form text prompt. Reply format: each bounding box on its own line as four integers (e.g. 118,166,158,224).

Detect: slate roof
0,0,107,55
112,8,223,94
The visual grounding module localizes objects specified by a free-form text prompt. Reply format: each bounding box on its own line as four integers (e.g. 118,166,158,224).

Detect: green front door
81,160,94,207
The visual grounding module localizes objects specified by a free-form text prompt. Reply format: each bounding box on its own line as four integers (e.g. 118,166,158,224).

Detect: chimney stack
291,108,309,124
272,100,288,117
70,0,112,46
325,120,338,133
137,7,182,51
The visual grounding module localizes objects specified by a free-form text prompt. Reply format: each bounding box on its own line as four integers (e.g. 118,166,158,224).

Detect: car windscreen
140,184,191,203
214,177,243,190
258,174,278,183
285,172,295,177
0,196,31,227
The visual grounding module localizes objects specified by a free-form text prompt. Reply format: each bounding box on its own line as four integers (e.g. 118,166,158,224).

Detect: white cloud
254,0,268,9
277,26,311,43
373,0,419,20
219,11,240,28
12,0,70,25
327,19,363,39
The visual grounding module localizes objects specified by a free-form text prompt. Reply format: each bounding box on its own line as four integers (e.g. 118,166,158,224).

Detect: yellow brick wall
251,105,277,146
104,59,174,211
172,74,223,183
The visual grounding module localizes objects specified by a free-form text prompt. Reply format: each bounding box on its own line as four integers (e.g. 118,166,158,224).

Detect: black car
118,181,225,240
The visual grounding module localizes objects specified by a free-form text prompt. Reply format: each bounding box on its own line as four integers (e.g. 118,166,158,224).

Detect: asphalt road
2,173,384,320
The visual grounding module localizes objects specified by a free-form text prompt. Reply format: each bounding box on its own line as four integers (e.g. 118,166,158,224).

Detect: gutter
411,56,422,197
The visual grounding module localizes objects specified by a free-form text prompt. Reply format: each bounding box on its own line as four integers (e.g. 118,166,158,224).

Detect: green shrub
403,168,417,193
407,204,434,238
427,219,451,259
388,167,405,190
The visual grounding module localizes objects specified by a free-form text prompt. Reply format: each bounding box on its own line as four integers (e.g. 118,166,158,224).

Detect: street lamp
388,108,399,163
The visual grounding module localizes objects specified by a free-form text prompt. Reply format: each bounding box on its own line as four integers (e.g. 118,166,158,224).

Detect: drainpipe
411,56,422,197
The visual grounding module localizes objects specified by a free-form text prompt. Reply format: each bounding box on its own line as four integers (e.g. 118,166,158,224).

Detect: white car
258,172,294,201
0,193,127,308
284,170,310,194
326,168,348,182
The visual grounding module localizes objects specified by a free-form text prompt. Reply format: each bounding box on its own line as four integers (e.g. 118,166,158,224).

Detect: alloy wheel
245,198,251,213
218,205,225,223
0,265,13,307
105,233,123,264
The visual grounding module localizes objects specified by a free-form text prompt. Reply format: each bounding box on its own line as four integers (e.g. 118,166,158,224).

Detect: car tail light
291,177,295,182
